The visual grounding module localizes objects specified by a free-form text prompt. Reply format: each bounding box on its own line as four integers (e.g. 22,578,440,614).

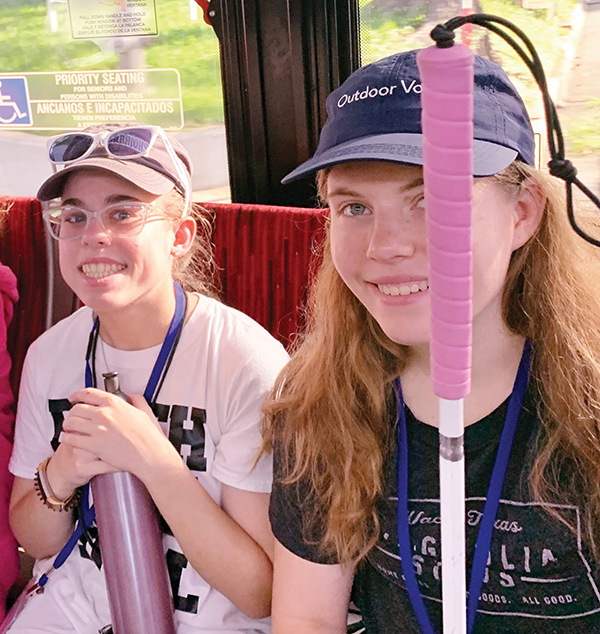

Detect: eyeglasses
43,201,154,241
46,125,191,215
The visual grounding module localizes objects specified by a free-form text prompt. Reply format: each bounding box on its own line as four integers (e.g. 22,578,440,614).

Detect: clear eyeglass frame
43,201,154,241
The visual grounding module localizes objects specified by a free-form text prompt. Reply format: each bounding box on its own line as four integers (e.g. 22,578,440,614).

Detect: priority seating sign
0,69,182,130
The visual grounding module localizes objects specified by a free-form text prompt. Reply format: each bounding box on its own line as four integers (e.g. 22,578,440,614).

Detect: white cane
417,42,475,634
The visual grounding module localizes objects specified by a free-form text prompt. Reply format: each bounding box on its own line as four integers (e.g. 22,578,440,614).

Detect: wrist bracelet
34,457,80,512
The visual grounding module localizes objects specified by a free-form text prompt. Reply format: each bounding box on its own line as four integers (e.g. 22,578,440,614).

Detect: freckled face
58,169,176,316
327,161,521,346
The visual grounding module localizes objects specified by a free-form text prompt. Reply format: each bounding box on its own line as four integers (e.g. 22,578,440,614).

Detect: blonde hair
263,161,600,562
0,197,10,234
158,189,219,298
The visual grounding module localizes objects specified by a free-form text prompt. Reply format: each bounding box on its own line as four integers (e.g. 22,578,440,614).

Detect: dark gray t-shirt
270,390,600,633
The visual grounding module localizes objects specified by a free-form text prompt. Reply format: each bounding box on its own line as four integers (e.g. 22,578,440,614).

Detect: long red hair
263,162,600,562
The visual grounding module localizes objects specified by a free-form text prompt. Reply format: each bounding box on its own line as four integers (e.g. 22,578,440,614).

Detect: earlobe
512,181,546,251
171,216,196,258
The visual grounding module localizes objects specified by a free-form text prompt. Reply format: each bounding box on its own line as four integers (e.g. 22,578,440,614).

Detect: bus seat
206,201,326,348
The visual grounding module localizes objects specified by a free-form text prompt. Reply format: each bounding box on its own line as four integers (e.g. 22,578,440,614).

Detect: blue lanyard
40,281,187,586
85,281,187,402
36,485,95,589
395,341,531,634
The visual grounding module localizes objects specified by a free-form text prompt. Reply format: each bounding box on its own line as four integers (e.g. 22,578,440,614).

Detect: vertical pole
210,0,359,206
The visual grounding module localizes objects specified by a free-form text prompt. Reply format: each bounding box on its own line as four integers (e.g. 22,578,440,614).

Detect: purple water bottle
91,371,176,634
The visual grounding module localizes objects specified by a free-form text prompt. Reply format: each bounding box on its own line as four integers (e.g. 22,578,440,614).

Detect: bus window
0,0,230,203
358,0,600,200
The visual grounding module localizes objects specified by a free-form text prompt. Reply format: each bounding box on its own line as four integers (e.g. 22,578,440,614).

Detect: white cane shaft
439,398,467,634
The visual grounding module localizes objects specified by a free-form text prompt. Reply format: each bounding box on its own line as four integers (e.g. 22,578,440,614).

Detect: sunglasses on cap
46,125,191,214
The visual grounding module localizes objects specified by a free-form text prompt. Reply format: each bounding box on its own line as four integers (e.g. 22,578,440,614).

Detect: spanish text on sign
0,69,183,130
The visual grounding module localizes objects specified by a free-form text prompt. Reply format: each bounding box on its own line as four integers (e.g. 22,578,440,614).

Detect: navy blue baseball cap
282,49,535,183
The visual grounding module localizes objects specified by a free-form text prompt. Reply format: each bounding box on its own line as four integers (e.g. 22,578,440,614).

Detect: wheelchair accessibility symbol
0,77,32,126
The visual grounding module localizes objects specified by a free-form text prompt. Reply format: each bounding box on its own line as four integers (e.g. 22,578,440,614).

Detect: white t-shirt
9,294,289,634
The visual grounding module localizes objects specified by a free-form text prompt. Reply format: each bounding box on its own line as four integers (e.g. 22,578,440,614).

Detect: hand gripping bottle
91,371,176,634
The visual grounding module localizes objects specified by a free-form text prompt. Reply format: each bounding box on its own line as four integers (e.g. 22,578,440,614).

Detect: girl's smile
79,259,127,281
376,280,429,297
370,277,429,305
327,160,532,347
59,170,176,321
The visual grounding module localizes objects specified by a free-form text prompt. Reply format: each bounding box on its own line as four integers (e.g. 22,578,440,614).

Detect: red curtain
205,202,326,349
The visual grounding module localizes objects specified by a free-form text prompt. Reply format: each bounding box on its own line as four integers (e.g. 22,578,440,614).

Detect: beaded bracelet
34,456,80,512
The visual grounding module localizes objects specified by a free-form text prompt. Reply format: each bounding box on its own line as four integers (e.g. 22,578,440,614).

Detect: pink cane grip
429,245,469,278
422,117,472,153
417,45,474,399
424,170,472,204
427,218,470,251
431,316,470,347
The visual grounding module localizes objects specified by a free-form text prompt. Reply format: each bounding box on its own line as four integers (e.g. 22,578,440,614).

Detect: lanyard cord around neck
36,281,188,590
395,340,532,634
85,281,187,403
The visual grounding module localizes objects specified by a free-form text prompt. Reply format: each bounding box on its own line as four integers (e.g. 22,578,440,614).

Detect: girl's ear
171,215,196,258
511,179,546,252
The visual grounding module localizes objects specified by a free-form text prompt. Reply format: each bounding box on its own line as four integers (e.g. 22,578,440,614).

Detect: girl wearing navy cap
7,123,288,633
264,50,600,633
